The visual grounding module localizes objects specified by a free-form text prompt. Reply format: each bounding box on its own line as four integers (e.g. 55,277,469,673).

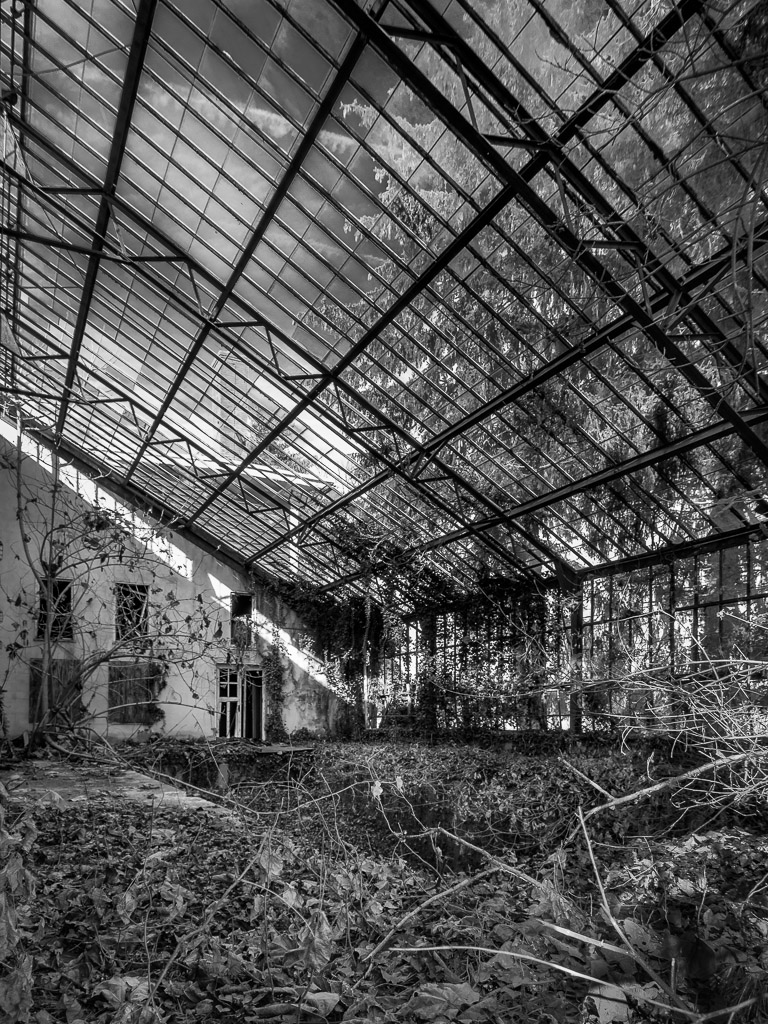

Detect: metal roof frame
2,0,767,608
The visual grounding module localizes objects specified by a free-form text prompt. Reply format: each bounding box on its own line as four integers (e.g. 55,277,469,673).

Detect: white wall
0,429,343,741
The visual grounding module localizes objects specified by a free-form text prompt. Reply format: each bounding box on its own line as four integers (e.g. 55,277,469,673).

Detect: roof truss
2,0,767,607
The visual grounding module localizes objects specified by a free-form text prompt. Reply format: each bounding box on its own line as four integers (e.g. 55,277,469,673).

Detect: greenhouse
1,0,768,1021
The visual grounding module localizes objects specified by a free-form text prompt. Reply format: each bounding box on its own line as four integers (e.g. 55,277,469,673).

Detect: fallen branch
134,761,370,819
124,762,259,812
249,1003,311,1019
434,827,543,889
539,919,645,960
559,757,614,799
577,807,687,1011
388,945,752,1021
45,736,118,766
579,750,761,826
361,867,498,972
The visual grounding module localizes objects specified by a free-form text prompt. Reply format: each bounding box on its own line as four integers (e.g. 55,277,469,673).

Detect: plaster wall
0,432,342,741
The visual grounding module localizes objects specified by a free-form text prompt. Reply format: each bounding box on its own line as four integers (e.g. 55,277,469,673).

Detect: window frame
107,660,163,724
37,577,74,641
218,664,263,739
29,658,83,723
114,582,150,644
230,592,253,647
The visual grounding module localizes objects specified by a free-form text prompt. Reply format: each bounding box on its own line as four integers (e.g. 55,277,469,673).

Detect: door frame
217,664,264,739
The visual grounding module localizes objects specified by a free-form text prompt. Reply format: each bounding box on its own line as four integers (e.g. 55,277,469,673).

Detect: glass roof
2,0,768,609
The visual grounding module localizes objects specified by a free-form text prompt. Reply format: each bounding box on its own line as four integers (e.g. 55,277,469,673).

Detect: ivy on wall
261,623,287,743
259,578,390,737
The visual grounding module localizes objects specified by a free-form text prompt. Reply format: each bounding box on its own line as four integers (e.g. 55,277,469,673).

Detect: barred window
115,583,149,643
37,578,73,640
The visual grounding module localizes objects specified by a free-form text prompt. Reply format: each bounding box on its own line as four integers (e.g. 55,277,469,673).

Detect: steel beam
8,0,34,361
4,151,540,581
122,16,381,482
7,157,536,584
0,226,188,261
403,0,768,406
22,425,355,593
248,222,768,563
53,0,157,440
312,405,768,593
581,520,768,579
423,407,768,545
13,423,264,582
8,132,740,591
98,7,536,578
188,0,718,573
11,0,764,593
176,164,518,525
8,119,764,467
15,316,298,517
1,112,662,584
331,0,768,470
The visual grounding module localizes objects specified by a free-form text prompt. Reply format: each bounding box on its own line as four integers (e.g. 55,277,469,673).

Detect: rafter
581,519,768,579
53,0,157,440
400,0,768,407
331,0,768,470
312,407,768,594
1,146,544,580
172,0,715,584
247,222,768,564
121,15,381,483
3,0,768,604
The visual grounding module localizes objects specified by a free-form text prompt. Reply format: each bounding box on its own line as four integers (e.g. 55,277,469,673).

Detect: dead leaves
9,740,768,1024
1,796,37,1024
0,957,34,1023
400,982,480,1021
11,796,358,1023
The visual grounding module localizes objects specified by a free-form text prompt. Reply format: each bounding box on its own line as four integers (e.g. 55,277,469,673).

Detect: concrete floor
1,756,234,817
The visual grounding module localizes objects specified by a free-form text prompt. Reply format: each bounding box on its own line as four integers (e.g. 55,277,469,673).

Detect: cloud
318,127,357,156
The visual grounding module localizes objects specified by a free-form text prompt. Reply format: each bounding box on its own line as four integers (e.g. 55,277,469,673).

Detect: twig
697,1000,757,1023
391,943,604,986
559,757,614,799
45,736,117,765
360,867,497,974
434,827,544,889
538,919,645,960
576,751,760,828
388,945,737,1020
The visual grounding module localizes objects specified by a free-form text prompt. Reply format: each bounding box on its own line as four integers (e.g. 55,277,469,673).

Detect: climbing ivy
258,579,391,737
262,623,288,742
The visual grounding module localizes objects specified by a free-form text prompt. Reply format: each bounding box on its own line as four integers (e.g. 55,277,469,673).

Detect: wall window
115,583,149,643
37,578,73,640
29,659,83,723
230,593,253,647
218,665,263,739
108,661,163,724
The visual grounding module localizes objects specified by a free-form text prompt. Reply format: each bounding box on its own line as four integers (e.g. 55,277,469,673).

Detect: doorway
218,665,263,739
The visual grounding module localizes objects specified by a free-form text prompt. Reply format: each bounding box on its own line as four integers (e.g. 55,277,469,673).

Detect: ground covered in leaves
3,739,768,1023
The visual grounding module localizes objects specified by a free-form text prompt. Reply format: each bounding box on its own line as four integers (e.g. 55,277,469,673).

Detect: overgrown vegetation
2,3,768,1020
262,624,289,743
2,736,767,1023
